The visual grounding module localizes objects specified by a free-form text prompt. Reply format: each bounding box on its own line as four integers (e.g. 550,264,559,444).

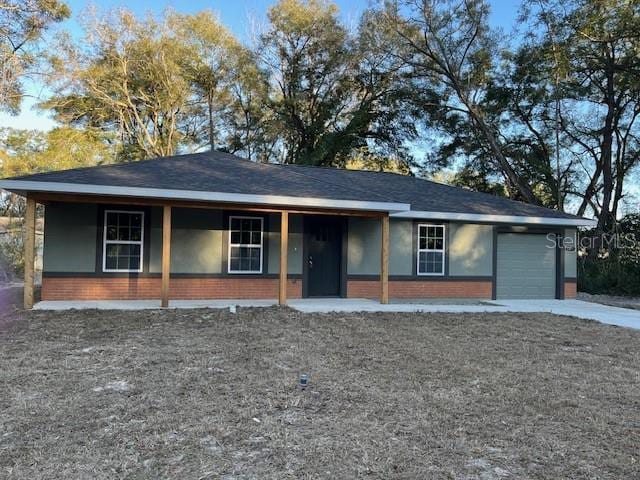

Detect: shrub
578,213,640,296
0,227,24,279
578,254,640,296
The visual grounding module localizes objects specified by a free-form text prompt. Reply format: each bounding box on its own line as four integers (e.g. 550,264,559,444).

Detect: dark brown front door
305,216,343,297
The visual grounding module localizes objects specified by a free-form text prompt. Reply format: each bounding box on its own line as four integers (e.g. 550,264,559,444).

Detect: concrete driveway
493,299,640,329
288,298,640,330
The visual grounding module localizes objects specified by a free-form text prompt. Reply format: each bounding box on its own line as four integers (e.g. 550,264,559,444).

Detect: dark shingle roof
5,150,582,220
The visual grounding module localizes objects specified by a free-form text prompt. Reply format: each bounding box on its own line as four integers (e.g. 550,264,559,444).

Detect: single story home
0,151,595,309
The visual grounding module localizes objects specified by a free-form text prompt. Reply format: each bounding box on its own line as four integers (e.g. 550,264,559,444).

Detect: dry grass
1,307,639,479
0,286,22,330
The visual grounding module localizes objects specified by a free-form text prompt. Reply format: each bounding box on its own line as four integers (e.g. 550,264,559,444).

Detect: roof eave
0,180,411,213
0,180,596,226
391,210,596,227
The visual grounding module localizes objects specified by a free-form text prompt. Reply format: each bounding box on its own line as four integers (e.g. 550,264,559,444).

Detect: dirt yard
1,307,638,479
578,291,640,310
0,286,22,330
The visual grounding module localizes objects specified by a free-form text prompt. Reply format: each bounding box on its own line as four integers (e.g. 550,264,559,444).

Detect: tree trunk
467,106,541,205
577,162,602,217
554,95,563,211
208,93,215,151
611,154,625,222
597,65,616,233
587,56,617,260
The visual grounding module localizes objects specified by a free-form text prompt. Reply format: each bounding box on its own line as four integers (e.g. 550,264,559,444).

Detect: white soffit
391,210,597,227
0,180,411,213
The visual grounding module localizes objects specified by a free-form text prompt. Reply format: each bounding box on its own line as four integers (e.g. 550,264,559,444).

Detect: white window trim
102,210,145,273
417,223,446,276
228,215,264,274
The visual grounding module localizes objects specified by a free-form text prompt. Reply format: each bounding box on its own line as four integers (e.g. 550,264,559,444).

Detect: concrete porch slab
31,297,640,330
288,298,500,313
33,299,278,311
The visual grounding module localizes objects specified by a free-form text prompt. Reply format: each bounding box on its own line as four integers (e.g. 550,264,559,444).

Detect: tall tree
0,126,114,216
0,0,70,113
169,11,247,151
519,0,640,229
259,0,415,167
42,9,199,160
483,42,573,208
561,0,640,230
0,126,114,176
224,47,276,162
380,0,541,204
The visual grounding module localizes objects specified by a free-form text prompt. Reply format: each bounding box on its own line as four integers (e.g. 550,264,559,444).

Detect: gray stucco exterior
347,217,380,275
448,223,493,277
347,218,493,277
42,205,497,279
267,213,303,275
41,202,577,300
347,218,414,275
149,208,223,274
564,228,577,278
390,220,414,275
151,208,304,275
43,203,307,275
43,203,97,272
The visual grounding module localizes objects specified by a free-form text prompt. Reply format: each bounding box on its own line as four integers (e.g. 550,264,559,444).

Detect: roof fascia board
0,180,411,213
391,210,596,227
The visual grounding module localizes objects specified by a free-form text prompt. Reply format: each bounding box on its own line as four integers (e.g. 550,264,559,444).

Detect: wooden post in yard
380,213,389,304
279,211,289,306
23,196,36,310
161,205,172,308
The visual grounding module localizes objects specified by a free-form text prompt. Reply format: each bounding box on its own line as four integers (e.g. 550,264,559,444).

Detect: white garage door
496,233,556,299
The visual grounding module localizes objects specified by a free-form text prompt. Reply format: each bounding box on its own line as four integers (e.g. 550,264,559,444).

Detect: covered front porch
21,193,395,309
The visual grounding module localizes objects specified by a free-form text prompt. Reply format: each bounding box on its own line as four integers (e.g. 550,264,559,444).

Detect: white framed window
103,210,144,273
417,224,445,275
228,216,263,274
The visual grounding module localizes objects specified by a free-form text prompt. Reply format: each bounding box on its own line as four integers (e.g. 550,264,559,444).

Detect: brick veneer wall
564,280,577,299
43,276,571,301
42,277,302,301
347,279,493,299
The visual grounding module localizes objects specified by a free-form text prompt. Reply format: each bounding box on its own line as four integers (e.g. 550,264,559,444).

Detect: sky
0,0,522,131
